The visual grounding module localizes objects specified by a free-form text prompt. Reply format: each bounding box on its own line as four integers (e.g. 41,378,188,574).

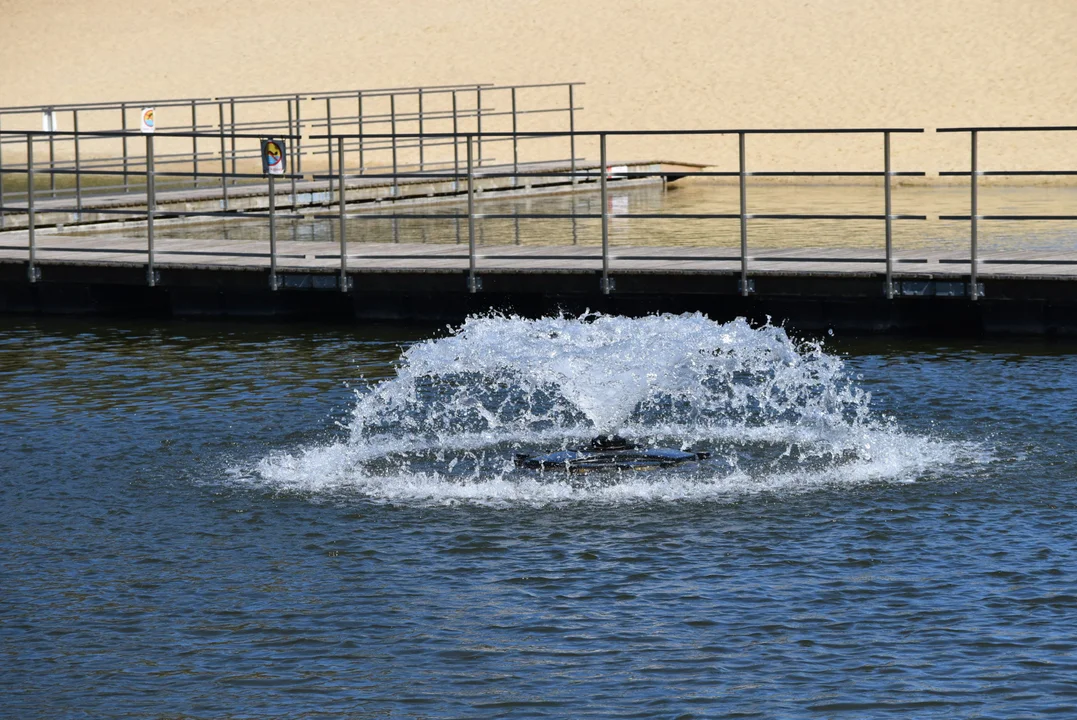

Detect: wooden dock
4,227,1077,335
0,159,701,231
5,232,1077,278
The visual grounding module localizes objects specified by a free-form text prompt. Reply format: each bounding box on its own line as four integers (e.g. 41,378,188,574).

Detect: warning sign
140,107,155,134
261,138,286,176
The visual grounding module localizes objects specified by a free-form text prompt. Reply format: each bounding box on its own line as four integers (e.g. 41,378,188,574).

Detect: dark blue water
3,316,1076,718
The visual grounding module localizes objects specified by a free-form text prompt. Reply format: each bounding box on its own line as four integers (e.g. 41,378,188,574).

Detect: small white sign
42,109,58,132
607,165,629,179
140,107,155,134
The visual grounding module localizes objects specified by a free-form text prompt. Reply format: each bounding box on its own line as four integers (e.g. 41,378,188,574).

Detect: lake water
3,313,1076,718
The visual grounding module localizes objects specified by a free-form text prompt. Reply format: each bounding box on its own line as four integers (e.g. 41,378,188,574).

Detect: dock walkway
4,233,1077,279
1,159,699,230
4,228,1077,336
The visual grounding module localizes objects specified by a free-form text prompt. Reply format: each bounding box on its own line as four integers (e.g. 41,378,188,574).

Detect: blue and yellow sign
140,107,155,134
261,138,286,176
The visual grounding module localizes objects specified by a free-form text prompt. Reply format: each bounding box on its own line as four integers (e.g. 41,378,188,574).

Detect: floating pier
4,234,1077,335
2,102,1077,335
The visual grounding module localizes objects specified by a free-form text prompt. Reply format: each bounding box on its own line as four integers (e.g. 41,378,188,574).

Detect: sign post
261,138,287,290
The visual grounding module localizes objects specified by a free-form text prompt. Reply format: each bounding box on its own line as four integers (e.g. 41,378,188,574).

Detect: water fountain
253,313,964,505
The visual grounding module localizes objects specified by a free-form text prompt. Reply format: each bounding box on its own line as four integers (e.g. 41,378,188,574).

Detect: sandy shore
1,0,1075,176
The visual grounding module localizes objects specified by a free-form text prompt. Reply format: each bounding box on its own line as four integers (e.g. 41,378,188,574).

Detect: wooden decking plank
8,232,1077,279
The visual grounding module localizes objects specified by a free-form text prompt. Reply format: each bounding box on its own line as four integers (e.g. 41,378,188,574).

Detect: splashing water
248,313,984,505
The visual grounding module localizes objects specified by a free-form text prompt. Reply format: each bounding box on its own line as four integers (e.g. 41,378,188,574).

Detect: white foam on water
238,313,990,507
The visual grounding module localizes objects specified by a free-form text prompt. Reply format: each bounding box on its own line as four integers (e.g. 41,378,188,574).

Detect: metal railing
0,129,304,286
9,125,1077,301
937,125,1077,301
310,129,926,297
0,82,582,223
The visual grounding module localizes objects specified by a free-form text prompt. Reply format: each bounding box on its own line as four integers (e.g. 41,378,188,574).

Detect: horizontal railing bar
0,129,303,139
750,213,928,220
312,106,490,122
939,170,1077,177
937,126,1077,133
0,246,311,258
323,81,582,101
216,120,298,131
0,129,217,144
0,98,215,113
307,109,489,127
56,150,227,168
304,169,925,181
3,153,219,171
314,128,927,139
0,163,926,182
940,215,1077,221
8,83,493,109
306,138,486,156
209,94,314,104
8,248,981,265
469,107,580,121
0,167,302,180
982,258,1077,265
479,82,587,91
614,254,743,261
0,205,304,219
306,170,693,180
750,171,927,177
303,212,929,221
306,83,496,101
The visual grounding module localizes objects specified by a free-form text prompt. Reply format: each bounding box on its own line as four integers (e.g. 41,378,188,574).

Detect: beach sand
1,0,1075,176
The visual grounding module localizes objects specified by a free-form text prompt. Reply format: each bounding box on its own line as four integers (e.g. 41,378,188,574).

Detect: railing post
47,110,56,197
970,130,979,300
600,133,611,294
268,173,278,291
294,94,303,177
338,136,348,292
146,133,156,287
0,115,5,229
884,131,893,299
569,85,577,186
418,88,424,172
229,99,237,181
218,102,229,210
390,94,399,197
287,99,297,207
26,136,38,283
121,103,130,193
511,87,518,187
357,91,364,173
191,100,200,187
73,109,82,217
467,134,479,292
475,86,483,167
452,91,460,193
326,97,334,201
739,132,750,296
